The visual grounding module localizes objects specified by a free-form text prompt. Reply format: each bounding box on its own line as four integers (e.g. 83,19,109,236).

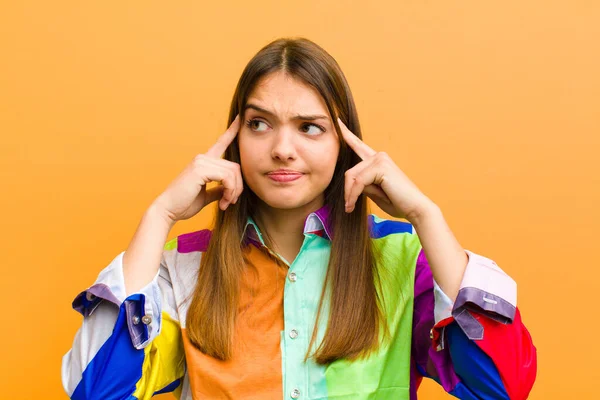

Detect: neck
254,196,324,264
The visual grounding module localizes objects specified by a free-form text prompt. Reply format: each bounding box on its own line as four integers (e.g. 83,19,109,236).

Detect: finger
196,160,237,209
345,177,366,213
220,159,243,204
233,167,243,204
231,165,242,205
345,168,378,212
206,114,241,158
218,172,237,210
337,117,376,160
230,162,244,204
344,159,373,205
203,158,242,208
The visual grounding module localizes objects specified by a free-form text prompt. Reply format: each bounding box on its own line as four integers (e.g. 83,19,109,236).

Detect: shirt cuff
431,249,517,347
71,251,163,349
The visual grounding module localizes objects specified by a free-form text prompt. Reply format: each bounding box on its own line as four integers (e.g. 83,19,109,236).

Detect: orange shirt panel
182,244,288,399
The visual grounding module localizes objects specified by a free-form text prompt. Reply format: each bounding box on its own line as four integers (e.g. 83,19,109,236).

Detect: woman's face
238,71,340,212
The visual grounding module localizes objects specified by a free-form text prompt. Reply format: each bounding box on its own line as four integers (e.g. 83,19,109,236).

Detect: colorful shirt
61,206,537,399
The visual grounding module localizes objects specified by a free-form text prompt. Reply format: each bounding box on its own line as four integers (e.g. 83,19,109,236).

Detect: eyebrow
244,103,330,122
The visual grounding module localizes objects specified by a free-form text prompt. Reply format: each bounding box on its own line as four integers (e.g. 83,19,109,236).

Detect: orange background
1,1,598,399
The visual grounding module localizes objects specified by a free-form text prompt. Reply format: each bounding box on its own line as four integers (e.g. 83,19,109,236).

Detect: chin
252,188,317,211
259,195,309,210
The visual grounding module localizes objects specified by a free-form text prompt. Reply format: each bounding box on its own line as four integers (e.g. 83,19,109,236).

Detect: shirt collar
241,204,333,246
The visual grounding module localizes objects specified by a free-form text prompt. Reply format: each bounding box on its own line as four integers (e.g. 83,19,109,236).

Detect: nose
270,127,297,161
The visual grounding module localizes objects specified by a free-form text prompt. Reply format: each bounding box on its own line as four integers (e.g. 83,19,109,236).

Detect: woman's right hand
152,114,243,224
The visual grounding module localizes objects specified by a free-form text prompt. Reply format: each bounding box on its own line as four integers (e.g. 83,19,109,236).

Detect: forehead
245,72,329,116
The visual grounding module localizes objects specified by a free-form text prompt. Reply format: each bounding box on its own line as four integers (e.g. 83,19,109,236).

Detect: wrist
146,202,177,230
407,198,441,228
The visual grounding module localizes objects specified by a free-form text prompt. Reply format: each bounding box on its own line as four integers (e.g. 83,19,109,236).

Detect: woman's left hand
339,118,434,222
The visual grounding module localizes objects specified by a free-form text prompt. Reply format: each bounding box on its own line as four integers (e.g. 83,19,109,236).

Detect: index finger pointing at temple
206,114,241,158
337,117,376,160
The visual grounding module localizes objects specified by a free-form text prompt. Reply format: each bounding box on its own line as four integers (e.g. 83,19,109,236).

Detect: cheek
305,141,339,173
238,135,267,180
238,134,255,168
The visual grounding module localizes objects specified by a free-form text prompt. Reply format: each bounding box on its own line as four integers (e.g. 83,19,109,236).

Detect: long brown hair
186,37,388,365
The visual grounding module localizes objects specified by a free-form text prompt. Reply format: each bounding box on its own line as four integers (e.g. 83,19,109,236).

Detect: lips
267,169,304,175
266,169,304,182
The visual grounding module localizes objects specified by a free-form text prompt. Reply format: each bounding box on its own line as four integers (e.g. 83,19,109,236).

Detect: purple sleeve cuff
72,252,129,317
71,251,163,349
433,249,517,341
72,283,122,317
455,250,516,320
452,250,516,341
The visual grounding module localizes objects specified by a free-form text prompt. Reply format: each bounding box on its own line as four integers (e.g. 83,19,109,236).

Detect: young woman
62,38,537,400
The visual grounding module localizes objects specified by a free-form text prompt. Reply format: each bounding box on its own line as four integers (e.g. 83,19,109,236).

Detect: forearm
409,202,468,302
122,203,176,296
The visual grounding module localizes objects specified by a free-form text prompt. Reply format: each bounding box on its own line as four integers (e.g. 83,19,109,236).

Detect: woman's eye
246,119,269,132
301,123,325,135
246,119,325,135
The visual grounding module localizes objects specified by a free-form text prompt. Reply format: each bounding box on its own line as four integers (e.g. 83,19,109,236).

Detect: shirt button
288,272,297,282
141,315,153,325
430,329,434,339
289,329,299,339
132,315,141,325
290,388,300,398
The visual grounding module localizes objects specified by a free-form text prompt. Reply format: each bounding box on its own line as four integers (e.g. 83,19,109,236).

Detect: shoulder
368,214,414,238
163,228,213,254
159,229,213,304
161,229,213,283
368,214,423,273
369,214,420,249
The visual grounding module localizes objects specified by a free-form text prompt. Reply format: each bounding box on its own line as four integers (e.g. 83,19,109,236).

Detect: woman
62,38,537,399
